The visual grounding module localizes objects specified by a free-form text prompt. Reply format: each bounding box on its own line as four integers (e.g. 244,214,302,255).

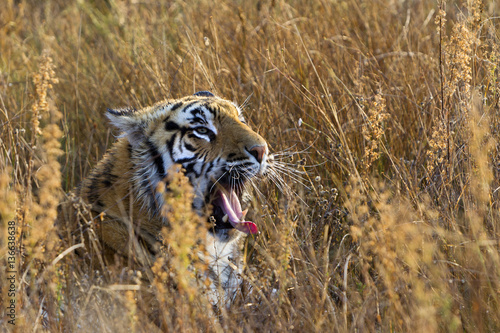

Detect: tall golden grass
1,0,499,331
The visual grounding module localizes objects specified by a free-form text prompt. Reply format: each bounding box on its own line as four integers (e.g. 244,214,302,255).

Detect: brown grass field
1,0,500,331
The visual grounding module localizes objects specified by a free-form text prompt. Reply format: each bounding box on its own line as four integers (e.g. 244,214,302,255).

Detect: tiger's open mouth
210,184,258,235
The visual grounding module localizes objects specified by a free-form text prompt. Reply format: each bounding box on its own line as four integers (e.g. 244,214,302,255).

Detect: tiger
59,91,271,308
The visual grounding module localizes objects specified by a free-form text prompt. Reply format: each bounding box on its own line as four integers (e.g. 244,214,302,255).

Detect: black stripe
231,156,249,162
190,108,203,117
166,135,176,156
184,143,196,152
207,104,217,116
190,108,208,123
176,156,196,164
165,121,180,131
146,140,165,176
100,159,117,187
107,106,136,116
127,143,133,158
184,162,194,174
169,102,183,111
180,101,198,113
101,174,117,187
188,117,206,125
204,161,214,175
184,162,200,177
87,176,100,205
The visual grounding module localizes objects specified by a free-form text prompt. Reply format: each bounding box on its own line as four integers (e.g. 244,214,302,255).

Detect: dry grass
1,0,500,331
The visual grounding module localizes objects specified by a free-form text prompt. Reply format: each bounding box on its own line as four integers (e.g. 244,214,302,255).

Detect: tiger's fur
61,92,269,307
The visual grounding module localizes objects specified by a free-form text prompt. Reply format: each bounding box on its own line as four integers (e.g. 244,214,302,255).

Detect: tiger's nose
248,145,267,164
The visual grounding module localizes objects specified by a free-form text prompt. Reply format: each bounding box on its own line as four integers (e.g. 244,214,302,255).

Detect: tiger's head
106,91,269,235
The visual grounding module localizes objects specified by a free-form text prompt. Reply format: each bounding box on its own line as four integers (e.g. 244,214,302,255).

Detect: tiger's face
106,91,269,235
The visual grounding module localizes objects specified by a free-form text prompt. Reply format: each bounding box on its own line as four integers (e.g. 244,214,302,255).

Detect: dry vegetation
1,0,500,331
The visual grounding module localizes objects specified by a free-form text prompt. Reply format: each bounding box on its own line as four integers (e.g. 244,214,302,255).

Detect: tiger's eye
195,127,209,134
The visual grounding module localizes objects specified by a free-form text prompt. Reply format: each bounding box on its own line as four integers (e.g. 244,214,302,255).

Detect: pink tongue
215,189,258,234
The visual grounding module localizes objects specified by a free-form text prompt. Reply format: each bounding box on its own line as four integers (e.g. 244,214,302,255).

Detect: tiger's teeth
222,214,229,223
241,208,249,219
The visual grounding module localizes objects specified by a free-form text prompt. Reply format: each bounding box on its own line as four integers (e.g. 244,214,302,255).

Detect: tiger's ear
106,107,145,147
193,91,214,97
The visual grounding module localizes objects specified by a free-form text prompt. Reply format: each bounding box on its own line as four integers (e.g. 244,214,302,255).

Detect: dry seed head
31,54,59,140
486,41,498,96
445,21,476,102
426,118,448,175
159,165,207,300
435,8,447,35
125,290,138,329
362,91,389,169
156,180,166,194
25,53,62,256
